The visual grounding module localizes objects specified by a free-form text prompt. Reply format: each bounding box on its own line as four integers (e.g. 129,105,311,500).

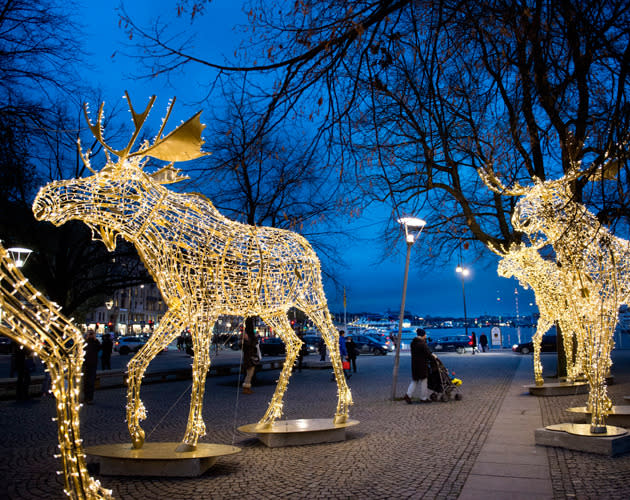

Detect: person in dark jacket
101,333,113,370
404,328,433,404
82,330,100,404
241,319,260,394
318,337,327,361
346,336,358,372
479,333,489,352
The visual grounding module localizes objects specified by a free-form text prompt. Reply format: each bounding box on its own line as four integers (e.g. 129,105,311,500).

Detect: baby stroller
428,355,462,402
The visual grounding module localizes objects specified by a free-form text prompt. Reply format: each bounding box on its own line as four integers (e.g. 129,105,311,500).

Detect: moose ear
150,164,190,185
137,111,211,162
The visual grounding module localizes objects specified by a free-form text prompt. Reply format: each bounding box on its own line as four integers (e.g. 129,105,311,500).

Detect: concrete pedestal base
85,442,240,477
535,423,630,456
527,381,587,396
566,406,630,427
238,418,359,447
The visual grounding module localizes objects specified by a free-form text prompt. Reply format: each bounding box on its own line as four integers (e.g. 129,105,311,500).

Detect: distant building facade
84,283,167,336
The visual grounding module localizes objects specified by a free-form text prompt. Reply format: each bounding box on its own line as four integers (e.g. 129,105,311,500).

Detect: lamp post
391,216,426,401
7,247,33,268
455,264,472,353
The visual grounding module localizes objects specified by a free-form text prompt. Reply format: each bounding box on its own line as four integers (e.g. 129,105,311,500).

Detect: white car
114,336,146,355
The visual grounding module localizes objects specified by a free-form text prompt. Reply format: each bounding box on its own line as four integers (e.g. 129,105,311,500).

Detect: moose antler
81,92,209,171
478,162,528,196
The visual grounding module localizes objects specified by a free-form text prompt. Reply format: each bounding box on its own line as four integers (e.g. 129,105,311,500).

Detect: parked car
513,335,557,354
365,333,395,352
428,335,473,354
259,337,286,356
114,336,147,355
350,334,390,355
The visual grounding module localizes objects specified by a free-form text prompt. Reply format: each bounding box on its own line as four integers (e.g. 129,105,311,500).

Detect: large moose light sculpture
0,243,113,499
32,93,352,451
481,165,629,432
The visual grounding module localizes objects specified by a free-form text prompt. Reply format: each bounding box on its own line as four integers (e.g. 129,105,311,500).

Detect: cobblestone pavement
1,349,630,499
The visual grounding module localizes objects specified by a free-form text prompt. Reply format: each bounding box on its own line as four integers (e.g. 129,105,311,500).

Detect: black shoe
404,394,412,404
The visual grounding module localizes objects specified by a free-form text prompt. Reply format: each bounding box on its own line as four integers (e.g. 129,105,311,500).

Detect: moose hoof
131,428,145,449
175,442,196,453
333,414,347,424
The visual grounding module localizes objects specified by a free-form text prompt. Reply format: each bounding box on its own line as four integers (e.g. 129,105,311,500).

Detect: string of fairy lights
32,92,352,451
495,243,585,386
482,165,630,433
0,243,112,499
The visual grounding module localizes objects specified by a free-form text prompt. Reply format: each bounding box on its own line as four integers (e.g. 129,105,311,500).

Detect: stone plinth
535,423,630,456
566,406,630,427
86,442,240,477
527,381,587,396
238,418,359,447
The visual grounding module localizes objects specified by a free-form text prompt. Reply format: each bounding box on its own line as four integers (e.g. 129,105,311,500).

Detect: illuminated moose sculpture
481,165,630,432
494,243,585,386
0,244,112,499
33,93,352,451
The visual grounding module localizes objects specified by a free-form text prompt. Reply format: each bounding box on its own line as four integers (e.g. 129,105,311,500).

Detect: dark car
114,336,147,355
259,337,286,356
512,335,557,354
350,334,390,355
302,334,321,355
428,335,473,354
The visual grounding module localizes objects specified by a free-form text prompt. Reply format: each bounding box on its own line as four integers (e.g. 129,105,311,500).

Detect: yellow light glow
0,244,113,499
483,165,627,432
32,93,352,450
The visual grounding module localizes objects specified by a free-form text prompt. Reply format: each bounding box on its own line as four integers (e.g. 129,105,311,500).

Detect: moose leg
126,311,182,449
304,305,352,424
531,318,551,386
256,312,302,428
177,318,215,452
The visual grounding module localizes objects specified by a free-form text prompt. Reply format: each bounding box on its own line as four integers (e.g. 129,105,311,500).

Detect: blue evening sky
75,0,534,318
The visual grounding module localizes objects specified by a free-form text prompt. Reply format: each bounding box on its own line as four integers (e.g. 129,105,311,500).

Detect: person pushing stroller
404,328,433,404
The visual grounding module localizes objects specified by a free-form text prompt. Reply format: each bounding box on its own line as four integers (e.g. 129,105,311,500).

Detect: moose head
32,92,209,250
478,163,601,250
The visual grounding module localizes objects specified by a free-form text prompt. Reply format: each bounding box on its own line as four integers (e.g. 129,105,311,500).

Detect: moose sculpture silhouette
481,164,629,432
33,93,352,451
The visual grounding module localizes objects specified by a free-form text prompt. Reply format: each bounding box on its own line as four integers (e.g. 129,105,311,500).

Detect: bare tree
121,0,630,265
187,76,351,275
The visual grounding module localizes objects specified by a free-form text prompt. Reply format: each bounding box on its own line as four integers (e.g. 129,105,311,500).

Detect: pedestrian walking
404,328,433,404
296,333,307,372
101,333,113,370
338,330,350,378
471,331,478,354
318,336,327,361
346,335,358,372
479,333,489,352
241,319,260,394
82,330,100,404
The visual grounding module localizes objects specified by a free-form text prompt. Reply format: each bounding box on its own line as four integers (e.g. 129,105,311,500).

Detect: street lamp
7,247,33,268
391,216,426,401
455,264,472,353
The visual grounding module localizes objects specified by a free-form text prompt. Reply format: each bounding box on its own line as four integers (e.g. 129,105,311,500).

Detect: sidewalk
459,356,552,499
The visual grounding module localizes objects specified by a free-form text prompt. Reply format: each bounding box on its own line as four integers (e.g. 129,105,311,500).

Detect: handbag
342,360,350,370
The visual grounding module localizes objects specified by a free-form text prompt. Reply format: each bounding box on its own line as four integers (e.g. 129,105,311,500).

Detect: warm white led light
33,92,352,450
0,244,112,499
